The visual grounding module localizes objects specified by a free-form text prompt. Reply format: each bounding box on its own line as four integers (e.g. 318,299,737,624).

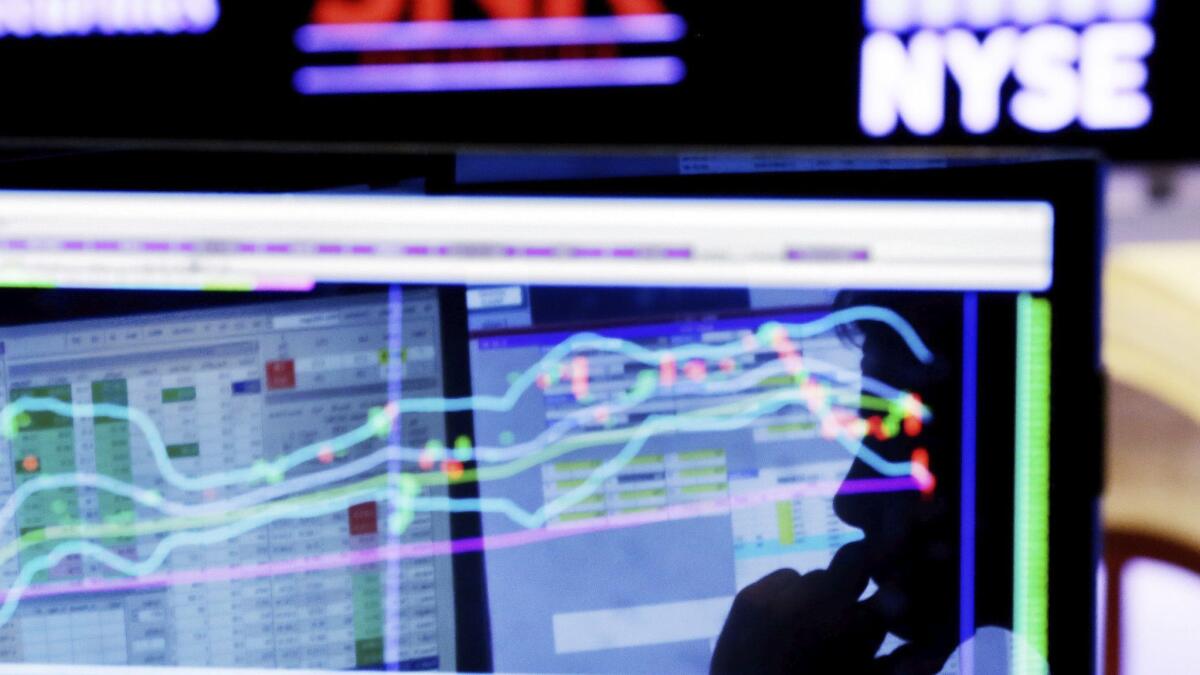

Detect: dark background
0,0,1194,159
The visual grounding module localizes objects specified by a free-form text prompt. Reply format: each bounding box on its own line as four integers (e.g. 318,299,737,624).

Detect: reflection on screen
468,289,935,673
0,289,457,669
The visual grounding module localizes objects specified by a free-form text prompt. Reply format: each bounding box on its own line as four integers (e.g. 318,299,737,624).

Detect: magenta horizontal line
294,56,686,95
3,475,919,603
295,14,687,53
254,277,317,292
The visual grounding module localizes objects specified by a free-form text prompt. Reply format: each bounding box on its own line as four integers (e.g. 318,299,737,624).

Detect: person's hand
710,542,886,674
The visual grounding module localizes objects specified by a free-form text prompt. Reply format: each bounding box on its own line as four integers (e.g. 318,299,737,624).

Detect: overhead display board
0,0,1191,159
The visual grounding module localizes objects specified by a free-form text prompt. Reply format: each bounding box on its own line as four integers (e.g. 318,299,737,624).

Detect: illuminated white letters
860,31,946,136
945,28,1018,133
0,0,220,39
1010,25,1080,132
864,0,1156,28
859,0,1156,136
1079,22,1154,129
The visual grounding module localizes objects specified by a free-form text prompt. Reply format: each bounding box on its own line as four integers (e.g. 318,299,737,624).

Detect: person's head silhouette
713,293,964,675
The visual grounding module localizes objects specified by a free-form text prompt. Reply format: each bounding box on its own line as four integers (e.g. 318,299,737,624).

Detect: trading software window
0,290,457,669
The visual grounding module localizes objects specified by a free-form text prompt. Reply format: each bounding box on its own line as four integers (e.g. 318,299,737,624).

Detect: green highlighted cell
776,502,796,547
558,511,606,522
355,638,383,667
554,460,602,473
556,479,586,489
678,449,725,462
161,387,196,404
617,489,666,501
628,454,664,466
9,384,79,581
680,466,727,479
681,483,728,495
200,282,255,292
766,422,817,434
9,385,72,432
760,376,795,388
352,572,385,667
166,443,200,459
0,279,57,289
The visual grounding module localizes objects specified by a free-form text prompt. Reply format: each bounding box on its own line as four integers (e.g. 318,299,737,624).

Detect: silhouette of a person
712,294,983,674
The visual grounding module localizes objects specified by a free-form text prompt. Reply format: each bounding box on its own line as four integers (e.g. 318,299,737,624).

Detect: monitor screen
0,288,459,670
466,285,1040,673
0,176,1096,673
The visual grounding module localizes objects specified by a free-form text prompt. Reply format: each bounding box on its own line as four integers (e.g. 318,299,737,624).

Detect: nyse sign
860,0,1156,136
0,0,220,38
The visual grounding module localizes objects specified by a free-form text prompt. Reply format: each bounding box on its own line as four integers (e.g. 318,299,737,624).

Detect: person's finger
843,601,889,662
819,541,874,610
732,568,807,620
712,569,806,675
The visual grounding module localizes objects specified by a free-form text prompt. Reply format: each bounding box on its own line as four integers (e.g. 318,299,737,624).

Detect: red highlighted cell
265,360,296,390
348,501,379,536
684,359,707,382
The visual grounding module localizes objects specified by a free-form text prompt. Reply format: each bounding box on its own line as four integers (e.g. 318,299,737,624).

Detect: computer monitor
0,158,1101,673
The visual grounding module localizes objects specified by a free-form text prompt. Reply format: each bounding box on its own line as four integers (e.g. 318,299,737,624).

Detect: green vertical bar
352,572,385,667
1014,294,1051,674
776,502,795,547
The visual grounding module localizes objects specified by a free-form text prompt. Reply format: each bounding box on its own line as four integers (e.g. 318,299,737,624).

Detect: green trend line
0,310,930,535
0,378,927,628
0,352,928,542
0,305,932,494
0,306,935,628
0,380,920,570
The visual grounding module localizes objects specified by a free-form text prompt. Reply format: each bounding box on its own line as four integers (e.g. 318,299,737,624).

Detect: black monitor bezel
445,156,1104,673
0,153,1103,672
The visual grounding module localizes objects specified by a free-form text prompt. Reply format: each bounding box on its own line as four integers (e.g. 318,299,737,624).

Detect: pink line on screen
254,277,317,292
5,475,918,602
